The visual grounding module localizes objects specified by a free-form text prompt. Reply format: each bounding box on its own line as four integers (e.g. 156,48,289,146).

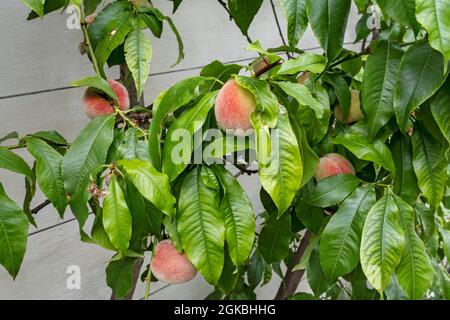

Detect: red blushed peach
82,79,130,119
215,80,256,136
334,89,364,125
150,240,197,284
315,153,356,181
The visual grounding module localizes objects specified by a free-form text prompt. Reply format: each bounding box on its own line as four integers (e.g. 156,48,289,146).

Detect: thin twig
31,200,51,215
269,0,293,60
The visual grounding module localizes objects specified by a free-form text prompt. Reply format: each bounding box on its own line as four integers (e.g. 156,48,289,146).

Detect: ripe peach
315,153,355,181
334,89,364,124
150,240,197,284
215,80,256,136
82,79,130,119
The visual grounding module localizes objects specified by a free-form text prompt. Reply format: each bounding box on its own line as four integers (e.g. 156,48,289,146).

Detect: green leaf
307,247,334,297
279,0,308,48
95,14,134,77
139,12,163,38
235,76,279,129
258,211,291,264
200,60,243,91
148,77,207,170
177,167,225,284
62,116,115,197
162,92,218,181
360,193,406,293
273,81,326,119
333,123,396,172
416,0,450,64
106,257,136,299
20,0,45,17
323,74,351,118
0,132,19,144
213,166,255,267
228,0,264,37
144,7,184,66
288,114,319,187
27,0,67,20
390,132,420,204
26,137,67,217
217,248,239,294
393,194,434,300
320,186,376,280
362,41,403,138
0,184,29,279
124,27,153,100
431,79,450,144
103,175,132,253
411,123,448,210
118,159,175,217
168,0,183,13
377,0,419,32
258,111,303,216
277,52,328,75
308,0,352,61
84,0,101,15
203,136,253,161
88,1,134,47
307,174,361,208
30,130,68,146
0,147,33,179
393,42,446,133
71,76,118,101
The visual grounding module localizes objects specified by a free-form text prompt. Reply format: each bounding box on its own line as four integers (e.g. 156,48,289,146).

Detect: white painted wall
0,0,359,299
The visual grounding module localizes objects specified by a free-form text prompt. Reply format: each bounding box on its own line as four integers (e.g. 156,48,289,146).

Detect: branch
269,0,293,60
274,231,311,300
31,200,51,215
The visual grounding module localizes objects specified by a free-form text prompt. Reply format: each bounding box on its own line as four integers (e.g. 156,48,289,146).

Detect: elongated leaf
177,167,225,284
362,41,403,138
0,132,19,144
20,0,45,17
103,175,132,253
360,193,406,293
0,184,29,279
258,112,303,216
277,52,327,75
377,0,419,32
125,27,153,100
394,42,446,133
279,0,308,48
416,0,450,64
307,247,334,296
228,0,264,37
118,159,175,217
333,123,396,172
26,137,67,217
308,0,352,61
213,166,255,267
62,116,115,197
72,76,118,101
148,77,207,170
94,9,133,76
0,147,33,179
258,211,291,264
393,194,434,299
106,257,136,299
431,79,450,144
162,92,217,181
390,132,420,204
412,123,448,210
274,81,326,119
235,76,279,129
320,186,376,280
310,175,360,209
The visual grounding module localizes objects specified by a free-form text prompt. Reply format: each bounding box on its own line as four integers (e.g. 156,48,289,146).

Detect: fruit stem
144,237,157,300
116,109,148,136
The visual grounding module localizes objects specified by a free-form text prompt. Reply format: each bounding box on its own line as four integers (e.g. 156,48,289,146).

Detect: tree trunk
274,231,311,300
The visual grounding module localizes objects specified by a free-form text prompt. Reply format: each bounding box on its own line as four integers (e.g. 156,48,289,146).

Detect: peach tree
1,0,450,300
